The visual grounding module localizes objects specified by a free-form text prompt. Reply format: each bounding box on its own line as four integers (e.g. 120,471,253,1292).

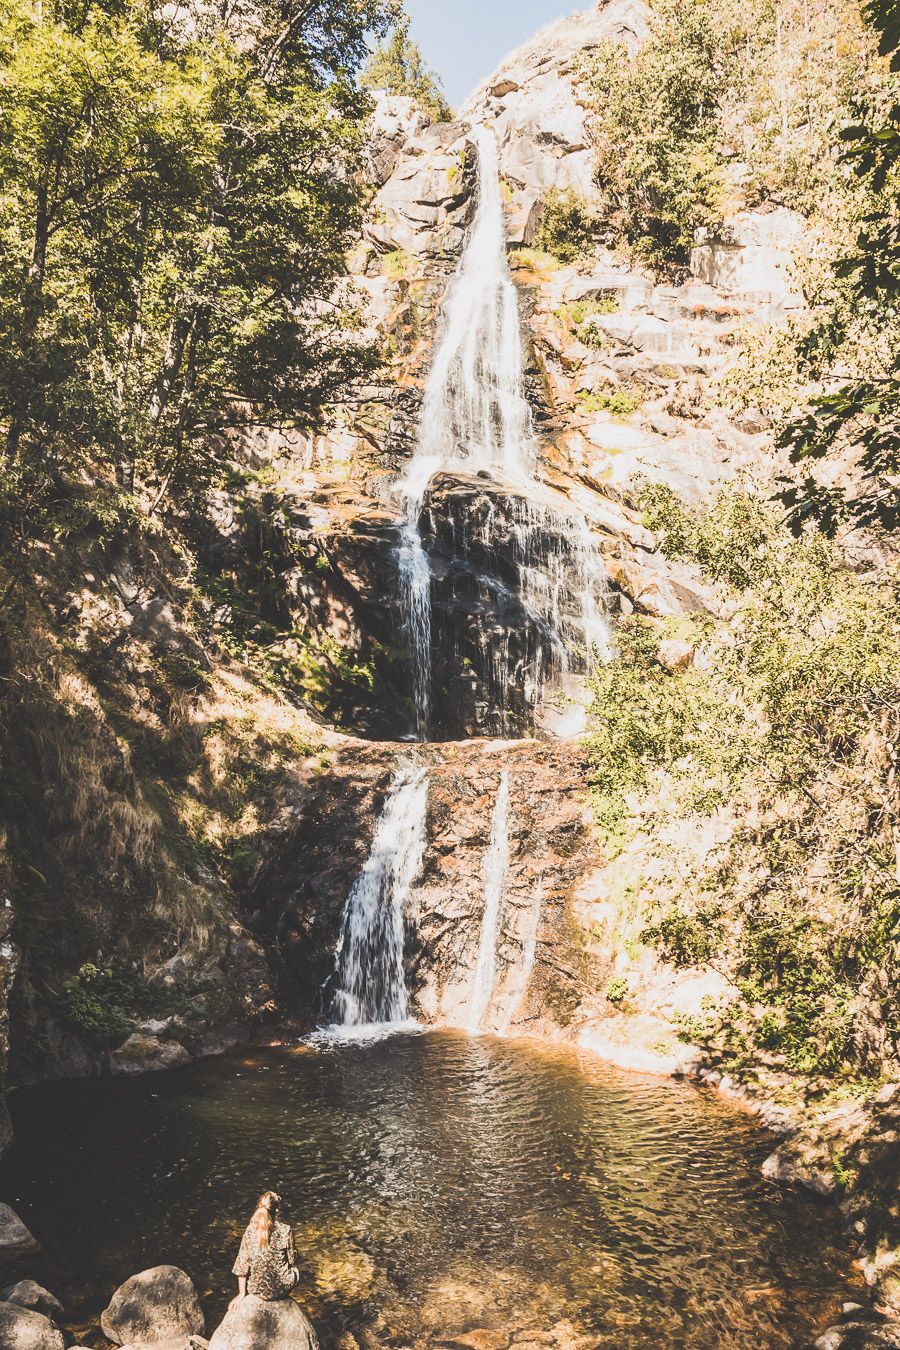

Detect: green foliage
583,3,729,272
555,295,619,348
58,960,210,1049
778,1,900,532
58,964,135,1047
583,0,873,273
360,16,451,122
577,384,643,417
588,485,900,1077
0,0,392,542
535,188,602,264
605,976,630,1004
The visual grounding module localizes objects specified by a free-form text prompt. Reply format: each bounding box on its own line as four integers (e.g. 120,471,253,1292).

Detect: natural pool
0,1030,862,1348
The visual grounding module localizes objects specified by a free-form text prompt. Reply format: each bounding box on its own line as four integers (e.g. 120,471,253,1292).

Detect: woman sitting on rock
229,1190,300,1309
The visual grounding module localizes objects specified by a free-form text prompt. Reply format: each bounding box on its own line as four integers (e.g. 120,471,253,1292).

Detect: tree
360,16,451,122
0,0,395,535
779,0,900,532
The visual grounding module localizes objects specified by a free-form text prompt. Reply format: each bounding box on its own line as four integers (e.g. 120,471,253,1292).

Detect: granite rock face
101,1267,205,1346
207,1295,318,1350
0,1302,65,1350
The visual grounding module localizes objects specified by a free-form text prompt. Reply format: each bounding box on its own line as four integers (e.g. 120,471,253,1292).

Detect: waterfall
396,123,611,738
331,763,429,1028
467,772,511,1033
397,124,533,739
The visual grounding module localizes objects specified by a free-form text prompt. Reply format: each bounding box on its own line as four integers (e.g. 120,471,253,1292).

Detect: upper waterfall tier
395,124,611,742
399,126,535,509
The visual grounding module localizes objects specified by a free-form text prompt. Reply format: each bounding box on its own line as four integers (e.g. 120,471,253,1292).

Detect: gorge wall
0,0,823,1118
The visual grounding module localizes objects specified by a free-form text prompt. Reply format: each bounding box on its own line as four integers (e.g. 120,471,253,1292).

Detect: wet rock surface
0,1280,63,1321
0,1203,39,1261
250,737,599,1032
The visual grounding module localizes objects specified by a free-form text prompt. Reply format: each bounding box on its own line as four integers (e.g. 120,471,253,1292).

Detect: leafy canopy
360,15,451,123
0,0,394,538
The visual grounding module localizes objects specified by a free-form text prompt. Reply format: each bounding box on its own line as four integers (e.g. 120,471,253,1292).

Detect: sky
404,0,579,109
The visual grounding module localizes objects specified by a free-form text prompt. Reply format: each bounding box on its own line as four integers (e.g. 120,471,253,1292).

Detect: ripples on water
0,1031,860,1348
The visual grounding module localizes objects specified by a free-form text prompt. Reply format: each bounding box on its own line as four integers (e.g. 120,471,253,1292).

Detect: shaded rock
0,1281,63,1320
0,1302,64,1349
815,1322,900,1350
207,1295,318,1350
101,1266,204,1345
109,1034,192,1076
0,1204,39,1260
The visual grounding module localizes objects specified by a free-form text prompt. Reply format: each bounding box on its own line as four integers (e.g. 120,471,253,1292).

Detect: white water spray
467,771,511,1033
395,125,611,736
331,763,429,1027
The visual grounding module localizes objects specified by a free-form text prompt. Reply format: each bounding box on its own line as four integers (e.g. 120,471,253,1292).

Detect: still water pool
0,1031,861,1348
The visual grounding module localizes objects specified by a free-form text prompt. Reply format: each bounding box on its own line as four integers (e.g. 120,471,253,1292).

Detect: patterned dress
232,1219,300,1301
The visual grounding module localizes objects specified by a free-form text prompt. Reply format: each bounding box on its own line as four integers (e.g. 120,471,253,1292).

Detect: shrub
586,485,900,1078
605,976,631,1004
577,385,643,418
535,188,603,264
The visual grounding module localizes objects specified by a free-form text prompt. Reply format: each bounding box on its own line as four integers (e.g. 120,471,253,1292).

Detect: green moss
535,188,602,264
381,249,415,280
605,976,631,1004
577,384,643,418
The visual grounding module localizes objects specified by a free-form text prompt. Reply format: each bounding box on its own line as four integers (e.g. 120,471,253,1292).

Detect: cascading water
397,124,533,739
466,772,510,1032
395,124,611,739
330,763,428,1027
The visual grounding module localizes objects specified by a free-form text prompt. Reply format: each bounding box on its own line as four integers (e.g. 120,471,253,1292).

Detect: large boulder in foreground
0,1302,64,1349
208,1295,318,1350
101,1266,204,1345
0,1204,39,1260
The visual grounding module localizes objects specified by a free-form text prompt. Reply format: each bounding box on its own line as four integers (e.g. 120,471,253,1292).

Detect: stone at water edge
101,1265,205,1345
207,1294,318,1350
0,1203,39,1260
109,1032,192,1076
0,1301,65,1350
0,1280,64,1320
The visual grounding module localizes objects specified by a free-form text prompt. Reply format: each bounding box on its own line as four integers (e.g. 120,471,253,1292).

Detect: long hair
250,1190,281,1249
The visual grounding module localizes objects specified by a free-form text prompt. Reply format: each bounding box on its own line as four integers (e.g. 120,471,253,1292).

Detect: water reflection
0,1031,860,1348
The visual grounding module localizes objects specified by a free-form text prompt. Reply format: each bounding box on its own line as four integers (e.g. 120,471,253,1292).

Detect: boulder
0,1302,64,1349
0,1204,39,1260
101,1266,205,1345
109,1033,192,1076
207,1295,318,1350
815,1323,900,1350
0,1280,63,1320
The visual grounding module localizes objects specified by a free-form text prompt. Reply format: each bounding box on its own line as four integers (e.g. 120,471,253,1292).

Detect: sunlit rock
207,1295,318,1350
101,1266,204,1345
0,1303,64,1350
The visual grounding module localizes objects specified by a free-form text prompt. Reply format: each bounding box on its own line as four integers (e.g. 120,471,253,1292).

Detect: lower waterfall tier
251,738,596,1035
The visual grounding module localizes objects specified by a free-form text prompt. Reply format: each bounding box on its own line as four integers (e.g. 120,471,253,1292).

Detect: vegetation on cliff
587,485,900,1081
361,14,452,122
0,0,396,1066
0,0,393,541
